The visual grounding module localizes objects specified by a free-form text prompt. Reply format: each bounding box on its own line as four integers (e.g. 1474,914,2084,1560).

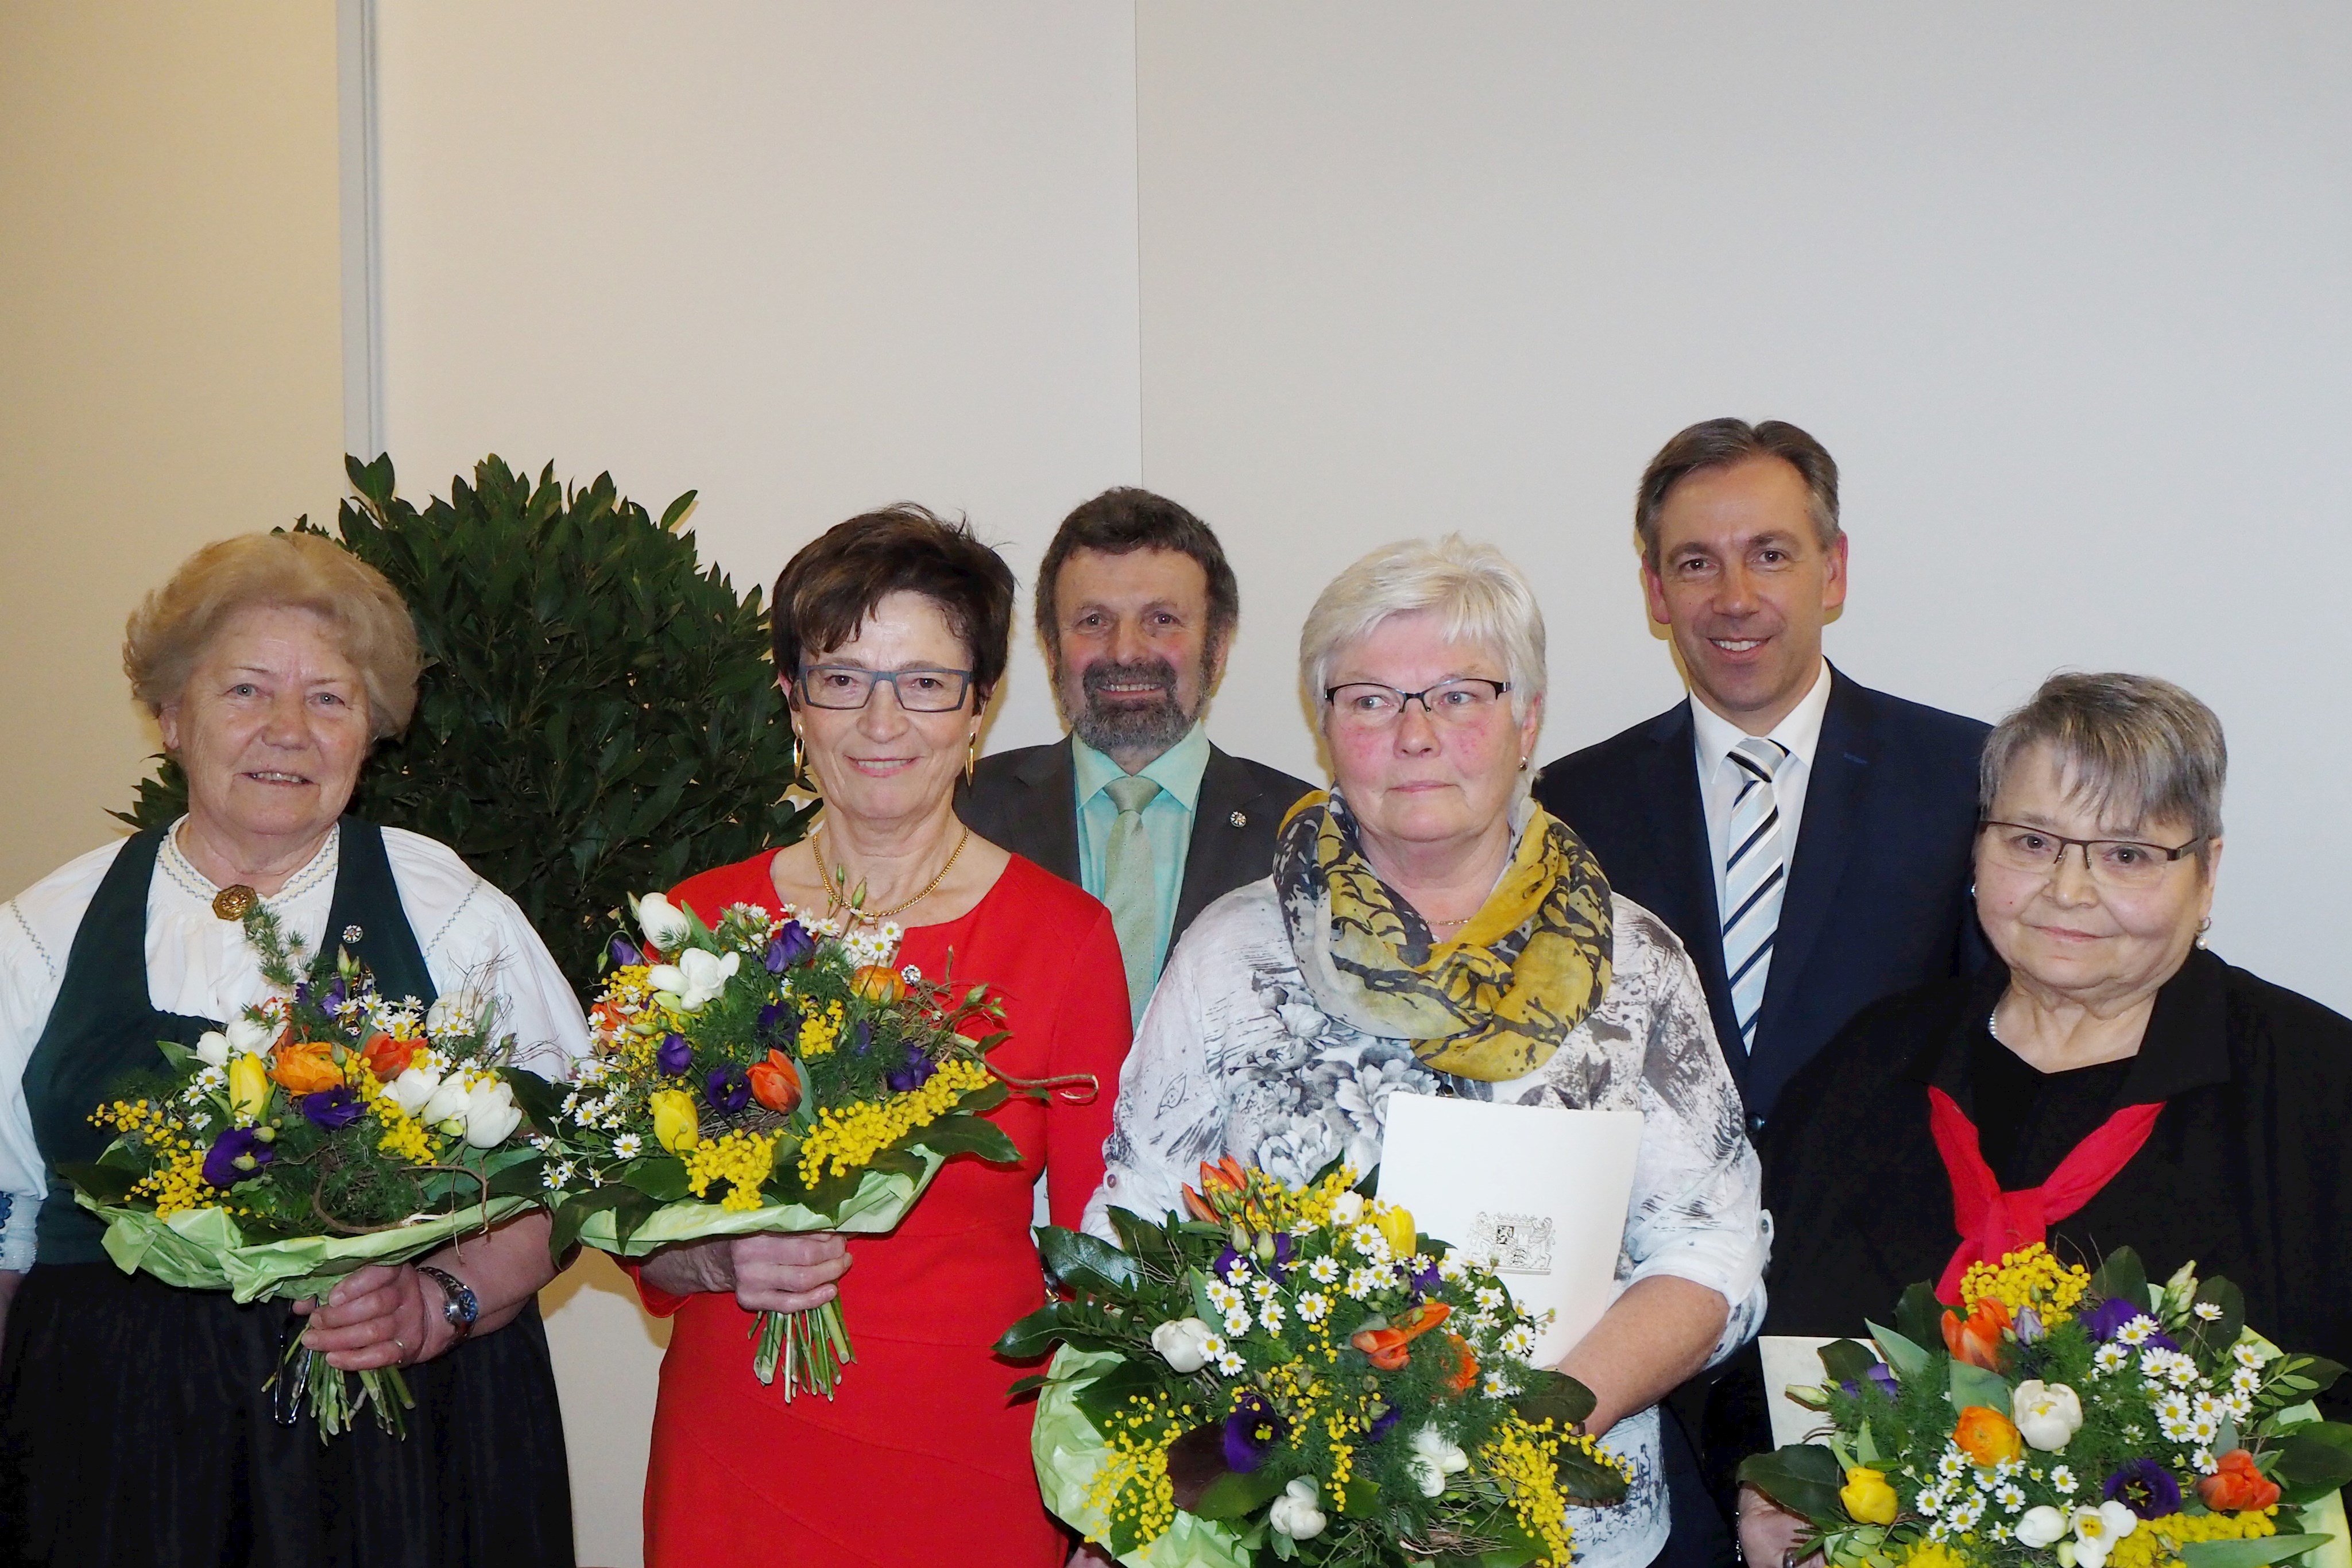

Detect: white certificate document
1757,1335,1841,1449
1376,1095,1643,1366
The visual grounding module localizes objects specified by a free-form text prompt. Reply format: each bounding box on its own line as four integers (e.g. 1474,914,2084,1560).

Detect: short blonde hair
123,532,420,740
1298,535,1547,724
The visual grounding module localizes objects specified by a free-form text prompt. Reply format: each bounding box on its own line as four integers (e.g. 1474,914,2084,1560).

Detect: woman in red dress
633,506,1130,1567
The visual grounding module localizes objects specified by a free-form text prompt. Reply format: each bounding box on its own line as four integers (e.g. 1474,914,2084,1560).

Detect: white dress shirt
0,822,590,1271
1689,660,1833,915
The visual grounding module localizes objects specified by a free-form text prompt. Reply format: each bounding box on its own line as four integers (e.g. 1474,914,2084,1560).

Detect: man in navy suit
1534,418,1986,1566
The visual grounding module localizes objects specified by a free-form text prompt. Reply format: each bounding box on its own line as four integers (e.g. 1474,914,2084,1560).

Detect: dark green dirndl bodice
21,818,436,1265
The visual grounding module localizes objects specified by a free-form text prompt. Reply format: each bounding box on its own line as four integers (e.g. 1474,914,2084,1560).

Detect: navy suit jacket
1534,666,1987,1128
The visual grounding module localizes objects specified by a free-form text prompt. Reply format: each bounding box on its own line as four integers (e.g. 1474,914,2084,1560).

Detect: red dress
638,851,1130,1567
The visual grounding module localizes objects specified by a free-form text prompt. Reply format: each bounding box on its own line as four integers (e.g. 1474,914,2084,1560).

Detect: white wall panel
1134,1,2352,1011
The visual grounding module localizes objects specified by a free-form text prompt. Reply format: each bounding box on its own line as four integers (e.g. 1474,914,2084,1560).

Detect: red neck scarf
1927,1085,2164,1302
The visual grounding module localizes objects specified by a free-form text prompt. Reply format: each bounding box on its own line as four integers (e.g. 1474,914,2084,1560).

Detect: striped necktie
1721,736,1792,1053
1102,774,1163,1026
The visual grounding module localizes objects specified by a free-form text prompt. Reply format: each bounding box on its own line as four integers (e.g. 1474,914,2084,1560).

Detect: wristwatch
417,1264,479,1343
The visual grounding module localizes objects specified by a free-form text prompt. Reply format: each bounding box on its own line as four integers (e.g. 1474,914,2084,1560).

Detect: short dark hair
1032,487,1239,663
771,504,1016,703
1633,418,1842,569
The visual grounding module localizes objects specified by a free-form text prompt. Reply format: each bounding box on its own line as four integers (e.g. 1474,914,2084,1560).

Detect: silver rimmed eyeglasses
796,664,975,712
1324,677,1511,730
1978,820,2206,889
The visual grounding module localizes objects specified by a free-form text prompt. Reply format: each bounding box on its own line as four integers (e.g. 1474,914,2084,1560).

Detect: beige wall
0,2,348,899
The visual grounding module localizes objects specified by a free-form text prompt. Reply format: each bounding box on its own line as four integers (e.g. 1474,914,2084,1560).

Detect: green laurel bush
122,452,816,995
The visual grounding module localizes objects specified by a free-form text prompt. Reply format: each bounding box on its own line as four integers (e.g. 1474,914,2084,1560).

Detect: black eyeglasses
1978,820,2206,889
1324,678,1511,730
796,664,975,712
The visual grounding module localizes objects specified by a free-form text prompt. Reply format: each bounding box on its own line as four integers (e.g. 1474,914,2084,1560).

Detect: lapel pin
1229,811,1247,828
342,924,365,943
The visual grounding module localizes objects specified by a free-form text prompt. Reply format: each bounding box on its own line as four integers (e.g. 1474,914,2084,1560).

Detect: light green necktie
1102,774,1163,1025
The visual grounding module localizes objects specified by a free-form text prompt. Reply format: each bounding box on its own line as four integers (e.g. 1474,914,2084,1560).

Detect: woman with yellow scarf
1085,536,1767,1568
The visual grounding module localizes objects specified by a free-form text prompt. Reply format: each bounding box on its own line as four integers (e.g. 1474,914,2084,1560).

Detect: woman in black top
1731,672,2352,1565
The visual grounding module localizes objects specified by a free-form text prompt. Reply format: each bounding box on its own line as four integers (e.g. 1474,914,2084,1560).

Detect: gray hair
1981,672,2226,857
1298,535,1546,725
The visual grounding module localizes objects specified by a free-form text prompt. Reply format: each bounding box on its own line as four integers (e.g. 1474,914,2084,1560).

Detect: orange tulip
747,1050,803,1116
1181,1156,1251,1222
1952,1405,2024,1467
269,1040,345,1094
2198,1450,2281,1512
1942,1296,2013,1371
1437,1332,1479,1394
850,965,906,1004
1351,1301,1452,1371
359,1032,418,1081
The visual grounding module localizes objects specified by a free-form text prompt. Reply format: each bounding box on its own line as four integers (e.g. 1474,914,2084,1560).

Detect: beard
1066,656,1201,758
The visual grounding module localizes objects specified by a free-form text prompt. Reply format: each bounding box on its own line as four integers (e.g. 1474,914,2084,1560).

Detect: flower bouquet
1739,1244,2352,1568
59,906,549,1438
996,1159,1631,1566
524,891,1031,1400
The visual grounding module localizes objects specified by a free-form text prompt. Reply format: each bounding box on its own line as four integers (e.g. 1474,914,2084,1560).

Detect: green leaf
624,1154,693,1202
2091,1246,2150,1311
2270,1424,2352,1502
1737,1443,1844,1522
502,1066,565,1133
1949,1358,2012,1416
903,1117,1022,1165
549,1187,639,1261
1512,1368,1598,1430
1036,1226,1139,1294
55,1160,138,1205
660,490,698,531
2180,1536,2335,1568
1865,1320,1932,1381
1190,1464,1294,1521
1819,1338,1881,1387
1895,1281,1945,1351
992,1304,1068,1359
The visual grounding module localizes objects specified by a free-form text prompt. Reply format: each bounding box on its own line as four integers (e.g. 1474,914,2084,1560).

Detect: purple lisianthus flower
656,1032,694,1075
769,920,814,971
849,1020,872,1055
1213,1245,1245,1280
609,934,644,969
704,1068,750,1115
2105,1458,2183,1519
2080,1296,2179,1350
299,1086,365,1131
2014,1305,2046,1345
1402,1252,1441,1295
322,978,348,1013
201,1127,275,1187
1365,1401,1402,1442
885,1050,938,1094
1840,1363,1901,1400
292,982,311,1008
1221,1391,1286,1472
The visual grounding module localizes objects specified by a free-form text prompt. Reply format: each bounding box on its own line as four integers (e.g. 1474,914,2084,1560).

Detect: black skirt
0,1264,574,1568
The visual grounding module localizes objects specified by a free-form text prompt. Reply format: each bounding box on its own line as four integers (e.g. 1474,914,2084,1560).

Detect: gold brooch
212,885,258,921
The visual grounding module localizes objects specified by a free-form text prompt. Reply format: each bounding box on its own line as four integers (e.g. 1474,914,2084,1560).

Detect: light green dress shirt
1071,721,1212,989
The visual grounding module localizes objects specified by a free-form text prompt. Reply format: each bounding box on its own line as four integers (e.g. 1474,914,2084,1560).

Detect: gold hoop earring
965,733,978,788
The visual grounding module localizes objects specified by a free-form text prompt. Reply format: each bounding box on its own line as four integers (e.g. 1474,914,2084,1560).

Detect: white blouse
0,822,590,1272
1085,880,1771,1568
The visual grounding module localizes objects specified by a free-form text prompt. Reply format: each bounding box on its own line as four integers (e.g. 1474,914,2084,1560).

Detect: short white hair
1298,535,1547,724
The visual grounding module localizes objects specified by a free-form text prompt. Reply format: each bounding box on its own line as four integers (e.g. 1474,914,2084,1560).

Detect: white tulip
652,948,740,1012
1151,1318,1215,1375
1268,1476,1326,1541
194,1031,232,1069
421,1074,474,1131
2070,1503,2139,1568
2013,1379,2086,1451
462,1078,523,1148
2016,1507,2069,1548
633,892,694,953
225,1016,276,1056
1407,1426,1469,1496
1329,1191,1365,1227
383,1066,442,1117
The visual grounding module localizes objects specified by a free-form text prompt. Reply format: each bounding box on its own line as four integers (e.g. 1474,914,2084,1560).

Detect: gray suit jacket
956,737,1317,951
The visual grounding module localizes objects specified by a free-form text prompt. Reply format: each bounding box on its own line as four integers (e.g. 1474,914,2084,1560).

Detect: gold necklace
817,824,970,923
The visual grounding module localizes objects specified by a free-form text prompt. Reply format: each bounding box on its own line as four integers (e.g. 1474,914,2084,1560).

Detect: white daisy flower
1297,1292,1329,1324
1938,1450,1969,1481
1223,1308,1252,1337
1991,1523,2014,1544
1916,1487,1945,1517
1476,1286,1507,1311
1216,1350,1245,1376
1928,1521,1951,1543
2234,1342,2268,1369
1250,1276,1278,1303
2193,1449,2218,1475
2223,1393,2253,1420
612,1132,642,1160
1996,1483,2028,1512
1307,1256,1341,1284
1258,1300,1285,1331
1344,1268,1385,1300
1483,1371,1514,1397
2194,1301,2225,1321
1503,1323,1538,1358
1437,1253,1471,1281
1349,1225,1391,1264
2094,1343,2131,1374
2231,1366,2262,1394
543,1160,577,1190
1206,1280,1243,1312
2117,1316,2160,1346
2051,1466,2079,1495
1948,1496,1984,1531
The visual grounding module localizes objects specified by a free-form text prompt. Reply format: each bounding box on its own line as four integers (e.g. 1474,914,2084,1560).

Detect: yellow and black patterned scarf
1273,790,1614,1082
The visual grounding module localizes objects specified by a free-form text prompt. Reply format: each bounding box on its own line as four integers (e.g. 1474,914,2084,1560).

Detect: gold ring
391,1337,408,1364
